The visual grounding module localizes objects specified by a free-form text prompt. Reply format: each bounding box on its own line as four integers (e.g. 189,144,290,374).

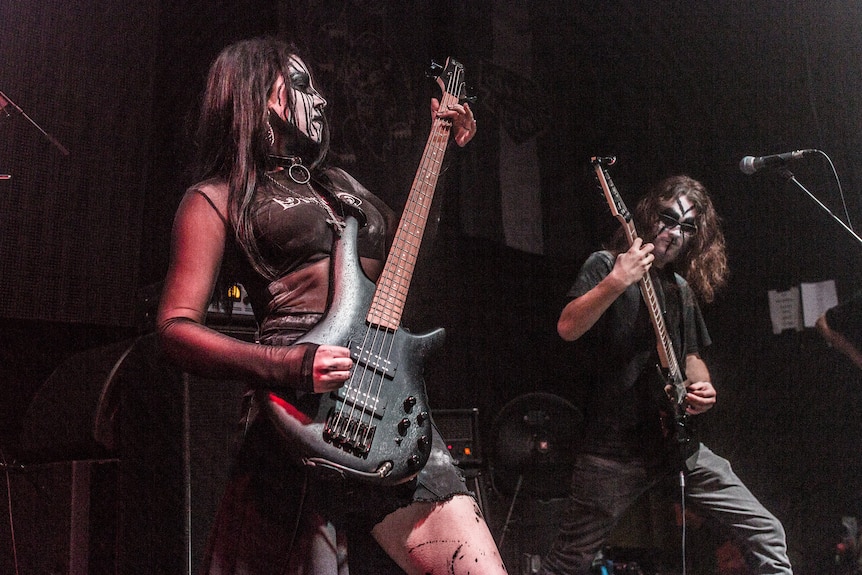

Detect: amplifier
433,408,482,467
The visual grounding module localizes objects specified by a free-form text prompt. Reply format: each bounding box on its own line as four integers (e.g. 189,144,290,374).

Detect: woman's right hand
311,345,354,392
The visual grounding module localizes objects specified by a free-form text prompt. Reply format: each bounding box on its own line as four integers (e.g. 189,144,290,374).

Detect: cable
679,470,686,575
1,447,20,575
815,150,852,232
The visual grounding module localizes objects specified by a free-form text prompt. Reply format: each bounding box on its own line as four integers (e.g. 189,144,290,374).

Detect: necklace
264,171,346,235
268,154,311,184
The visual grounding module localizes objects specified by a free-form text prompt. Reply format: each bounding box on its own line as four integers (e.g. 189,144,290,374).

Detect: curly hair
611,175,729,303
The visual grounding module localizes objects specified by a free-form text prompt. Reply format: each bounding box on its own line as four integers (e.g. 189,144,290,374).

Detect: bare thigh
371,494,508,575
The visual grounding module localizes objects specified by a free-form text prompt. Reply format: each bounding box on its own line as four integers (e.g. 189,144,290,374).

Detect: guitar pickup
349,341,397,379
334,386,386,416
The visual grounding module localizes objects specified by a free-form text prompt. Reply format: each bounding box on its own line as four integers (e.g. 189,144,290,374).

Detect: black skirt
198,395,474,575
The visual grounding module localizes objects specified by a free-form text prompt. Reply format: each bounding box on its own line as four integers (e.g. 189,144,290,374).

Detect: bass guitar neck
260,59,469,485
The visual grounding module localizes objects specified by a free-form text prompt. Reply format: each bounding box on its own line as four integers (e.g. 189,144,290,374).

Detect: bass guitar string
339,63,463,453
328,62,462,458
349,325,395,448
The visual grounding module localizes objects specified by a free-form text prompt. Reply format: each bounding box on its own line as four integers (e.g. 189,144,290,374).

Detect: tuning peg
592,156,617,167
426,60,444,78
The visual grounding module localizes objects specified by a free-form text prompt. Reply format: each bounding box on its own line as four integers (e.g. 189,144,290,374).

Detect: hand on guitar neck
558,237,655,342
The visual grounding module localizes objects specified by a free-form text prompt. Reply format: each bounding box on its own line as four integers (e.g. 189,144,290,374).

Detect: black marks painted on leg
449,543,465,574
472,501,485,522
409,539,504,574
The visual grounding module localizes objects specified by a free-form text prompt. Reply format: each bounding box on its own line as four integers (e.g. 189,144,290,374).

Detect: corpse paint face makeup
268,56,327,144
653,195,697,267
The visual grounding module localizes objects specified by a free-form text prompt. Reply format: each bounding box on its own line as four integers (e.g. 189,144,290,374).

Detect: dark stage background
2,1,862,573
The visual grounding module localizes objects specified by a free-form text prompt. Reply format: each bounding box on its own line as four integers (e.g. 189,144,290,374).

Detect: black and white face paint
653,195,698,268
268,56,327,145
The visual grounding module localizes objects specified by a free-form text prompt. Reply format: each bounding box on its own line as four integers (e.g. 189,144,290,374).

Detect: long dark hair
194,37,330,278
611,175,728,303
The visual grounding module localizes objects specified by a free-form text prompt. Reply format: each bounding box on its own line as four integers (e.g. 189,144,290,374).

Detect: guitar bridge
323,408,376,457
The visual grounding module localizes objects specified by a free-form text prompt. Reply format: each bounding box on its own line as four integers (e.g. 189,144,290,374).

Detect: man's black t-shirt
566,250,711,462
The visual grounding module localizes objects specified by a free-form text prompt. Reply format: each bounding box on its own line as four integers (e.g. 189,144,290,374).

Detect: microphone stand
0,102,9,179
777,166,862,249
0,89,70,168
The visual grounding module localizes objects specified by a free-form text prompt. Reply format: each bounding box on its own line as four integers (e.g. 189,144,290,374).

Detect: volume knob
398,418,411,435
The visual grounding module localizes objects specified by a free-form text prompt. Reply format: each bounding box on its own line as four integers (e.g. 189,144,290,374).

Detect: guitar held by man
539,167,792,575
592,157,699,467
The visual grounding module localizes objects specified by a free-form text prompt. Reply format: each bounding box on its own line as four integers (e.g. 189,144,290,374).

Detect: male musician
539,175,793,575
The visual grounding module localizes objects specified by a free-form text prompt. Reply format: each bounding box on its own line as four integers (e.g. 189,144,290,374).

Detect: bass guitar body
261,217,442,485
261,57,468,485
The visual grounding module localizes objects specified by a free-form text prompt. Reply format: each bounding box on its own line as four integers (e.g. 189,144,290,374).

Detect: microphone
739,149,819,175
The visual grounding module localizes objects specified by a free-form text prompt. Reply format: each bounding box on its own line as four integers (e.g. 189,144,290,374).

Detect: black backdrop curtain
0,0,157,325
2,2,861,329
2,2,862,572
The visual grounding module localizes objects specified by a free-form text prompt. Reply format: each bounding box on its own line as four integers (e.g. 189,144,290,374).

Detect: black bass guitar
591,156,697,468
261,59,468,485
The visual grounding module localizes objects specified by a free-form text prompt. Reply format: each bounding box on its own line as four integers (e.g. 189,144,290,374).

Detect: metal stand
0,89,69,156
778,166,862,249
0,88,69,181
497,474,523,549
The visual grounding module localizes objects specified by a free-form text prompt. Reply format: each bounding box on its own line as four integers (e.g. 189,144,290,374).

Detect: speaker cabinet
183,323,256,575
8,331,251,575
183,372,247,575
120,332,249,575
434,407,482,466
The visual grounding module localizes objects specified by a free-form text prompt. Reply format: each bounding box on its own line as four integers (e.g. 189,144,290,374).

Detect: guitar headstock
591,156,632,225
427,58,469,104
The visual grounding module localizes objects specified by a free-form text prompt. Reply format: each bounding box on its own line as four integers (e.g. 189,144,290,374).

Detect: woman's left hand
432,98,477,147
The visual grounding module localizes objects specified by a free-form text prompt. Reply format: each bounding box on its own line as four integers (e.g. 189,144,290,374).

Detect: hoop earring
266,122,275,147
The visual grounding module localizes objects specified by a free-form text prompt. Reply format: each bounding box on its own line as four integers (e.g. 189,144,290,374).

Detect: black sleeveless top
230,167,394,343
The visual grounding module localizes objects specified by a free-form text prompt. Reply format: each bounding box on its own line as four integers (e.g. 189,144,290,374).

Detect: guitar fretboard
594,160,686,404
632,236,683,387
367,61,463,330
